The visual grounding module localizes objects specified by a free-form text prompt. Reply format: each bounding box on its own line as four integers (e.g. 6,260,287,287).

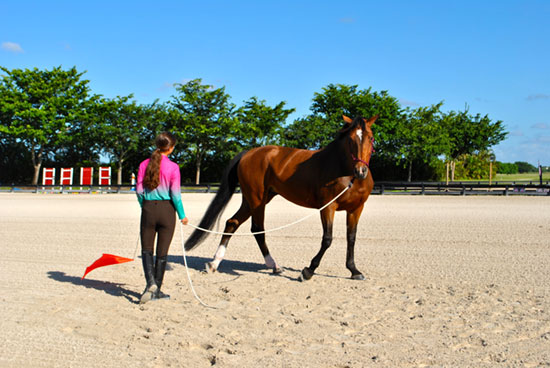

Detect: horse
185,114,377,281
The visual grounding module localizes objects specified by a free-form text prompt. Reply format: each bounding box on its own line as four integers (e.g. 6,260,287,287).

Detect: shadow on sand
166,255,347,282
47,271,141,304
167,254,267,275
47,256,348,303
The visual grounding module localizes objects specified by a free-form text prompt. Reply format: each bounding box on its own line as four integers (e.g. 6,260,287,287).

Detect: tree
282,84,403,154
453,151,496,180
441,107,507,181
282,83,413,180
397,103,448,182
169,79,238,184
515,161,537,173
0,132,34,183
0,66,94,184
92,95,152,184
123,101,175,178
496,162,518,174
235,97,295,148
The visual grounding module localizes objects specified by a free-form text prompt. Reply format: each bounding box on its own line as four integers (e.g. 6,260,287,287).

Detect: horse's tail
184,151,247,251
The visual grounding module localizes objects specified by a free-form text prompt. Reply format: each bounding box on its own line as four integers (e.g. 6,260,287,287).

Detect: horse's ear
343,115,353,124
363,115,379,128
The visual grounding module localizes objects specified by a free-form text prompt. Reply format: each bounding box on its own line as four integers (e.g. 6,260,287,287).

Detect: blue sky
1,0,549,166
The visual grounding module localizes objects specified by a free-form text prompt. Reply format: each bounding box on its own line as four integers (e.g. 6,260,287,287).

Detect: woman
136,132,188,304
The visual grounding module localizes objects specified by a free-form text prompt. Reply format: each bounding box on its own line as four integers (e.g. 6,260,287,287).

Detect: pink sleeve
136,160,147,205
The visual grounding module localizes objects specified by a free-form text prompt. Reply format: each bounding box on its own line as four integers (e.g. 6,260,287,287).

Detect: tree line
0,66,508,185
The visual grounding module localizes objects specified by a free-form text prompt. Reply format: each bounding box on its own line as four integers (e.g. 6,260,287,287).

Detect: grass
494,172,550,182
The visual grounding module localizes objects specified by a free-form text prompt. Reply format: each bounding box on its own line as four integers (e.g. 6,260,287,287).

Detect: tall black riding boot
154,256,170,299
139,251,158,304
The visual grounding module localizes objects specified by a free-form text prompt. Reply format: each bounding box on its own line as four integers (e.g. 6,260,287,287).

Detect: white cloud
531,122,550,130
1,41,23,53
526,93,550,101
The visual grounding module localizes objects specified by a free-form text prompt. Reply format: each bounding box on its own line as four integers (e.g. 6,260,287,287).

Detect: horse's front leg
346,205,365,280
300,206,335,281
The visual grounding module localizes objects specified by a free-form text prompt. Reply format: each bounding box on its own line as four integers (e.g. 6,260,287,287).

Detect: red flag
82,253,134,280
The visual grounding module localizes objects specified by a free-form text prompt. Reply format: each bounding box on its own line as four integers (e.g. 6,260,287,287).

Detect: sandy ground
1,192,549,367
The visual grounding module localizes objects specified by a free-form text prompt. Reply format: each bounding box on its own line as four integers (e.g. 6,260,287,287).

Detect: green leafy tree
0,133,34,183
282,84,403,154
235,97,295,147
496,162,519,174
169,79,238,184
124,101,175,179
0,66,94,184
441,107,507,180
397,103,448,182
282,84,413,180
515,161,537,173
453,151,496,180
92,95,150,184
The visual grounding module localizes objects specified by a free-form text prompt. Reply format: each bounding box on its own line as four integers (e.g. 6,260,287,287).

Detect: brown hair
143,132,177,191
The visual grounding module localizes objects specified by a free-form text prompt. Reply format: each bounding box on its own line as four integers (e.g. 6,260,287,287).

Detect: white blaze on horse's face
356,128,363,142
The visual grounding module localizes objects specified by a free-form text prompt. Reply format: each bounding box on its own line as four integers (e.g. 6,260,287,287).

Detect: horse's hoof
205,262,217,274
351,273,365,280
299,267,314,282
272,267,284,274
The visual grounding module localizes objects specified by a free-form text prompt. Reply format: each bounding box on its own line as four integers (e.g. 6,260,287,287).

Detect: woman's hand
181,217,189,225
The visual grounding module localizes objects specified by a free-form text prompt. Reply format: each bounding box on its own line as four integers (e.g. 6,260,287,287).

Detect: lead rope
178,180,353,308
180,223,218,309
187,180,354,236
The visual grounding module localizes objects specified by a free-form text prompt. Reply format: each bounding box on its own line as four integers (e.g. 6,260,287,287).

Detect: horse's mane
336,116,366,140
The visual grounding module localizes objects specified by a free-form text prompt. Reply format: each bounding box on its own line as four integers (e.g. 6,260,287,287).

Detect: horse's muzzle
354,165,369,180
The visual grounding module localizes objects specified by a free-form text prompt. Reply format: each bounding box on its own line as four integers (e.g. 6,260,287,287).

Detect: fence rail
373,181,550,196
1,181,549,196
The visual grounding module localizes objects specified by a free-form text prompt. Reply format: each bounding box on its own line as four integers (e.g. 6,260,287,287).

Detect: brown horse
185,115,377,280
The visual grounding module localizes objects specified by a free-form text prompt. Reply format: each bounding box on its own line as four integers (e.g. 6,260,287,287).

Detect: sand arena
1,193,549,367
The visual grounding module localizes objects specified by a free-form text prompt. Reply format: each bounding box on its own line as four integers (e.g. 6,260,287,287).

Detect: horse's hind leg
251,206,283,274
206,200,251,273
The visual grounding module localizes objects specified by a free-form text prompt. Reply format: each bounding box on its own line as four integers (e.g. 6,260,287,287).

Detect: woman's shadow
47,271,142,304
47,255,293,305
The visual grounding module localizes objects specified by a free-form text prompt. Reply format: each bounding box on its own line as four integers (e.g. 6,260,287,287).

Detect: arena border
1,182,549,196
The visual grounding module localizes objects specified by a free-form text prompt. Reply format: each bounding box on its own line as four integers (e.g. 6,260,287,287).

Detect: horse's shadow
167,255,341,282
47,271,141,304
168,255,273,276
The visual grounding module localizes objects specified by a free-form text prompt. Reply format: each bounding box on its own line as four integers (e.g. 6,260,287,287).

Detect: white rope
187,182,352,236
178,181,352,308
179,223,218,309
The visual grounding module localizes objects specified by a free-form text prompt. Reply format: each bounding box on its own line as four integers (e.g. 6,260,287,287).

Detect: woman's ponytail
143,132,176,191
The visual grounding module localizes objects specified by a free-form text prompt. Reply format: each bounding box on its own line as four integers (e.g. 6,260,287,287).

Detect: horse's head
341,115,377,180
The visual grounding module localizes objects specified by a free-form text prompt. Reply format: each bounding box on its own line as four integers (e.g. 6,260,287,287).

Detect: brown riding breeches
140,200,176,257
